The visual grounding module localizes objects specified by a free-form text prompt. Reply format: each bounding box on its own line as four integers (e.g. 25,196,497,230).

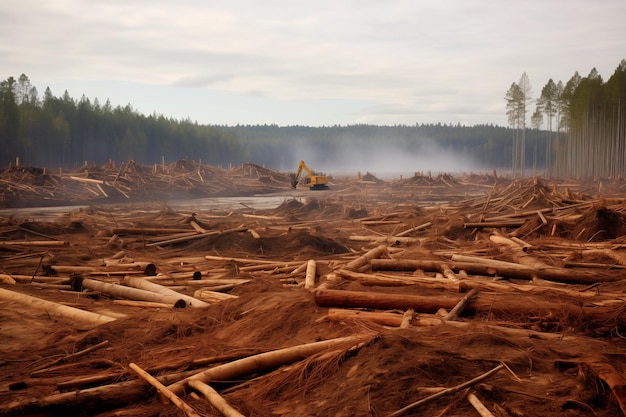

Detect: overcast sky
1,0,624,127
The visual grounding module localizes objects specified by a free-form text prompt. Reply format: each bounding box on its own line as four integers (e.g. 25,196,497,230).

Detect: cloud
1,0,624,127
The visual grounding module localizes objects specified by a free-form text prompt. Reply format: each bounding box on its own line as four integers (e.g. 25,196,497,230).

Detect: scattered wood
388,363,506,417
4,168,626,416
0,287,116,326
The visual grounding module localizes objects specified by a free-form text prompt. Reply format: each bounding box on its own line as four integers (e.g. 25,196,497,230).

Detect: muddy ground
2,164,626,416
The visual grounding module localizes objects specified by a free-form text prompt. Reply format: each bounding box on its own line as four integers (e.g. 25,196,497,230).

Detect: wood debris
2,166,626,416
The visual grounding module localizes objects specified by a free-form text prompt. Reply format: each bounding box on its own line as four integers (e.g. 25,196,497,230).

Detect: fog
281,136,482,179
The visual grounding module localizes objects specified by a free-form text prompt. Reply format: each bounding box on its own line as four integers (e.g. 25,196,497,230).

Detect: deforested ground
2,161,626,417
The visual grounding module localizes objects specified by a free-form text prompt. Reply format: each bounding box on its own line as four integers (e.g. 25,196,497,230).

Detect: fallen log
0,240,68,248
344,244,388,272
187,380,246,417
146,227,248,247
167,334,371,396
348,235,423,244
123,276,209,308
0,287,116,327
443,288,478,321
314,287,626,328
489,236,625,284
394,222,432,237
326,308,405,327
371,258,533,280
129,363,201,417
80,277,187,308
0,369,198,416
467,392,496,417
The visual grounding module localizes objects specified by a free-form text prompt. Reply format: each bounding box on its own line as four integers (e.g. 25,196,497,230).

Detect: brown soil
2,165,626,416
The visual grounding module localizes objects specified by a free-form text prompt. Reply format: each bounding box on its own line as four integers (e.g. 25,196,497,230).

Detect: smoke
281,135,483,179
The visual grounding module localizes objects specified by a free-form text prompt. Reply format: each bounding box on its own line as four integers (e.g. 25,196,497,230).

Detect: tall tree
530,107,543,175
505,73,531,176
0,77,19,163
537,79,557,176
517,73,532,176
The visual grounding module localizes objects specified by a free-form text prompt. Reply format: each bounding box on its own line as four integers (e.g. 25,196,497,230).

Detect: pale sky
1,0,624,127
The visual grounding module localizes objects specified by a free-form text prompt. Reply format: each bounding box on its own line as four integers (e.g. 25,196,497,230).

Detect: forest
1,58,625,177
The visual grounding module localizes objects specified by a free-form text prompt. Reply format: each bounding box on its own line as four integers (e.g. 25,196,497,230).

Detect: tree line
0,74,526,172
505,58,626,177
0,74,246,168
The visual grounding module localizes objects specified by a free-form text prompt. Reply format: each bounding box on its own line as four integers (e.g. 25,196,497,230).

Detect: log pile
2,169,626,416
0,160,293,208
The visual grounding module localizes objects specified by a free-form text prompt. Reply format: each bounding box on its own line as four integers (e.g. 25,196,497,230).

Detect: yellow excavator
291,160,329,190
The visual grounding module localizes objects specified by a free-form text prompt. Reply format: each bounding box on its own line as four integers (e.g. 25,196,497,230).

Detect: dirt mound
189,227,350,259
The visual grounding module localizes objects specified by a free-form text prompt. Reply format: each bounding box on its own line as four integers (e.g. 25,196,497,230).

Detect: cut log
305,260,317,290
0,287,116,327
315,288,458,313
344,244,388,272
123,276,209,308
80,277,186,308
0,240,68,248
167,334,370,396
314,288,626,327
0,369,198,416
327,308,404,327
371,258,533,280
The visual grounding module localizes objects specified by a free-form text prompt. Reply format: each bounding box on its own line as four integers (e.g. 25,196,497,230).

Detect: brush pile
0,160,292,208
2,165,626,416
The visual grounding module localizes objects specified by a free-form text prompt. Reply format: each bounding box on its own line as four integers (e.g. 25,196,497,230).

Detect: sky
1,0,624,128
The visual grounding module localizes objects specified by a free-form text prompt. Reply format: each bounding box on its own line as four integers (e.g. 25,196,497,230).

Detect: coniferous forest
1,58,625,177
